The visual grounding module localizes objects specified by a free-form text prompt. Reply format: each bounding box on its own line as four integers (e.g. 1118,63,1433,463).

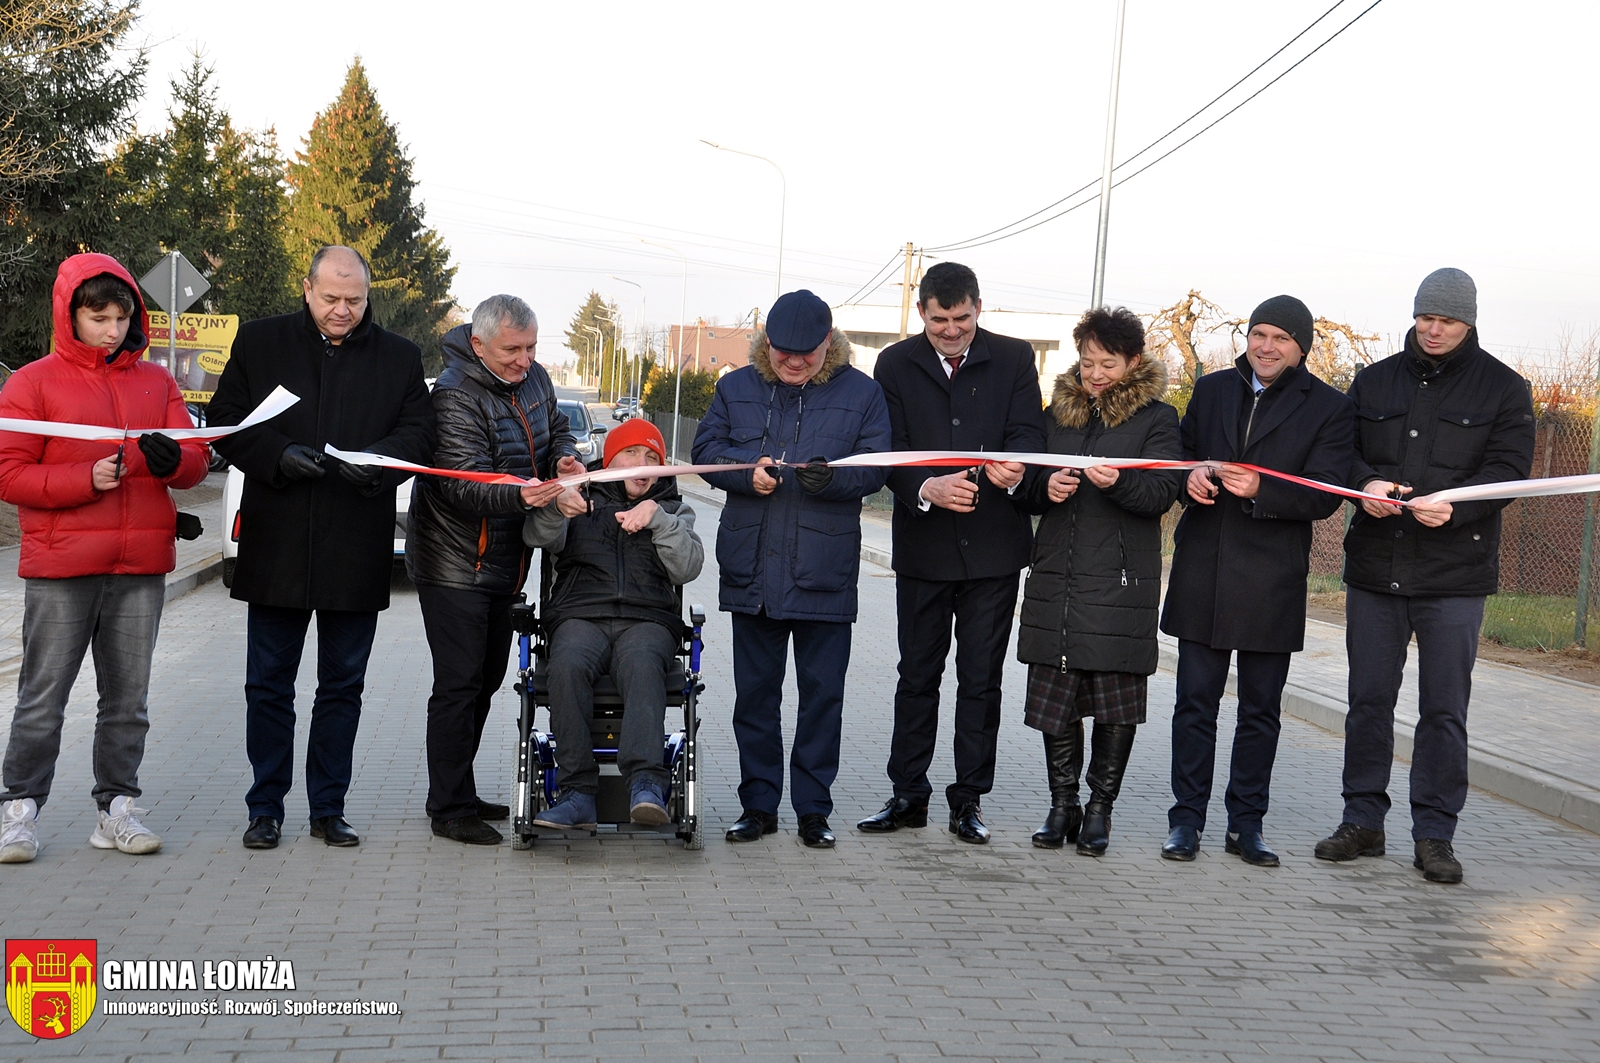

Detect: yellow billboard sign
143,312,239,404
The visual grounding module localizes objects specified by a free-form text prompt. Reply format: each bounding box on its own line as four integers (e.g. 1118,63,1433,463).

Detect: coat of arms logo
5,940,96,1038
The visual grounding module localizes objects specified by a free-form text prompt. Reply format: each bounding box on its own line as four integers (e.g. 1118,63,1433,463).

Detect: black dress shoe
949,802,990,844
724,809,778,843
1161,825,1199,861
242,816,280,850
856,796,929,833
475,800,510,821
797,813,836,848
1225,830,1279,867
433,815,504,845
309,815,360,847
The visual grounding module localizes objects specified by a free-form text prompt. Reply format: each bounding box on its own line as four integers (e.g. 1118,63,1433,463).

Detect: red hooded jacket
0,253,211,578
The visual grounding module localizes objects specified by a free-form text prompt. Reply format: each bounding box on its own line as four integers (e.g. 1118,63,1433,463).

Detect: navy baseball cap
766,289,832,354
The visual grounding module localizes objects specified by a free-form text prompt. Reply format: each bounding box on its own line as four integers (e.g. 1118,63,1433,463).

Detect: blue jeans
1343,588,1484,841
244,605,379,823
2,575,165,811
731,612,852,817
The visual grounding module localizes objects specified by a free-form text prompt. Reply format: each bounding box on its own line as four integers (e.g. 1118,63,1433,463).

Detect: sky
125,0,1599,368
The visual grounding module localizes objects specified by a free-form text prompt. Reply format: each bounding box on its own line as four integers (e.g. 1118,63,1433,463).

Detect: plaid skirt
1024,665,1148,734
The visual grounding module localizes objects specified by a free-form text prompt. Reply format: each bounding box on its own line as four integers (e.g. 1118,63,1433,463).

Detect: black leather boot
1077,722,1136,856
1031,724,1083,849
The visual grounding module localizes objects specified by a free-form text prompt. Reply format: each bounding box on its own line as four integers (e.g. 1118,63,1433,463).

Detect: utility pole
897,242,915,341
1090,0,1128,310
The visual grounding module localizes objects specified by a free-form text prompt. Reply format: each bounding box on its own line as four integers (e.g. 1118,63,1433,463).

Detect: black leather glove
795,456,833,495
337,459,385,496
137,432,181,478
278,443,326,482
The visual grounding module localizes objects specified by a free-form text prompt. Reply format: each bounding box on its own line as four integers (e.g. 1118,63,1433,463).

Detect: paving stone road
2,500,1598,1061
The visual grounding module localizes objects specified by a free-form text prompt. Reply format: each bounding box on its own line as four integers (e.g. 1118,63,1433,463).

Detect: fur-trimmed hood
1050,356,1168,429
749,327,854,386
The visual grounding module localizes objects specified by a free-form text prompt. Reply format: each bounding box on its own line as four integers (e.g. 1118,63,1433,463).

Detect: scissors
113,426,129,480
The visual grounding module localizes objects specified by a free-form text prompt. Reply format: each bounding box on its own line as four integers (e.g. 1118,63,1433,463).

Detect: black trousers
416,583,515,822
887,572,1019,811
1168,640,1291,834
1343,587,1483,842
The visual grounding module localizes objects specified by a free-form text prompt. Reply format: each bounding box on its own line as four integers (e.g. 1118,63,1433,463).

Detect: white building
831,303,1081,389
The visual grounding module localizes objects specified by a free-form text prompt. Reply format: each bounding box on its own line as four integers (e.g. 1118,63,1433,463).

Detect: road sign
138,252,211,377
137,251,209,315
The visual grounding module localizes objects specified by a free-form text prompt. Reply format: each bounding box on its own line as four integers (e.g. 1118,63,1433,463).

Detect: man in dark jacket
405,294,580,845
210,246,435,851
858,262,1047,844
523,418,703,831
1315,269,1534,884
1159,295,1354,867
692,289,891,849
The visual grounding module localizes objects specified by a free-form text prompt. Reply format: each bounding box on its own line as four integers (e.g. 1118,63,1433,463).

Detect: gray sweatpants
545,617,677,794
2,574,165,811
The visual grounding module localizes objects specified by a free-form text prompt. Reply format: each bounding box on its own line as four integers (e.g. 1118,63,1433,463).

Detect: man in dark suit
1158,295,1354,867
210,245,436,851
857,263,1047,843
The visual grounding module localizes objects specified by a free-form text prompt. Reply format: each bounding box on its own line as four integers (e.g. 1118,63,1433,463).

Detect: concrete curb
164,552,224,603
682,478,1600,836
1154,642,1600,836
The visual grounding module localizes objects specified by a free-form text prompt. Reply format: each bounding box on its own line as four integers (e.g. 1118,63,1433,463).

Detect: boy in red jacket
0,254,210,863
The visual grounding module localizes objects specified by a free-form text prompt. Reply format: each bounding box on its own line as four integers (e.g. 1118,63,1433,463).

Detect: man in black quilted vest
521,418,705,830
406,294,580,845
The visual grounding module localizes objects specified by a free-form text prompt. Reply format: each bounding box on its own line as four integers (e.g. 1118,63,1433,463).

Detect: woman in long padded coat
1017,307,1180,856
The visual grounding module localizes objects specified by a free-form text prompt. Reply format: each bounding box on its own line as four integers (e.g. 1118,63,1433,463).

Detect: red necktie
946,355,964,376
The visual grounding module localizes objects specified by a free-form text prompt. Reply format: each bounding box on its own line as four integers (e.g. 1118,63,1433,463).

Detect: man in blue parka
692,290,891,849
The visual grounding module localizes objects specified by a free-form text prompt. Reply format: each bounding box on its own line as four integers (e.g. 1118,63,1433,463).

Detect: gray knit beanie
1413,268,1476,326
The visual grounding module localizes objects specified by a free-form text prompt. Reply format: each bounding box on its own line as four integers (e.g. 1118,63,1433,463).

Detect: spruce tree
115,56,296,321
0,0,146,362
564,291,621,389
284,59,454,368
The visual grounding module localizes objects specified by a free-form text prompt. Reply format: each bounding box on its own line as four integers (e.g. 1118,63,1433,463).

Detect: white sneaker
90,796,162,855
0,798,39,863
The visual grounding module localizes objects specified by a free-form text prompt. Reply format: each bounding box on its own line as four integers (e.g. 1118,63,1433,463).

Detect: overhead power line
926,0,1385,255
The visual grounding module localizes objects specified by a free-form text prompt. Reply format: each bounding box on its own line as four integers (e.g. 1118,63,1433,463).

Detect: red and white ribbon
325,442,1600,509
0,385,299,443
323,445,757,488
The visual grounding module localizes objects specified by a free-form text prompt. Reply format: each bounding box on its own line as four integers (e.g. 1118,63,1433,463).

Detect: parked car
222,466,414,587
558,400,608,469
185,403,231,472
613,396,639,420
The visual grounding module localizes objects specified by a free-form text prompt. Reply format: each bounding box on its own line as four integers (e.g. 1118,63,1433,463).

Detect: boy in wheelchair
521,418,704,829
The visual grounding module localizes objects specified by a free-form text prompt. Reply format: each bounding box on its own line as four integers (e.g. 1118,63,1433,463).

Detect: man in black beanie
1159,295,1354,866
1314,268,1533,884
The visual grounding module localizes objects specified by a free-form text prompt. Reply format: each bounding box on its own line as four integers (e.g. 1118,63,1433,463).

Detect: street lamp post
701,139,785,298
597,308,622,403
580,324,603,390
642,240,691,461
1090,0,1128,310
609,275,645,403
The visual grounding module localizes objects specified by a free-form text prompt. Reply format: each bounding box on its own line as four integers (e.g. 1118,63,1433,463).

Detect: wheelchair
508,565,706,850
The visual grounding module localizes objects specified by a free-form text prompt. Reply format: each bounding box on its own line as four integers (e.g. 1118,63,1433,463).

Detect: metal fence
1305,410,1598,650
643,411,703,465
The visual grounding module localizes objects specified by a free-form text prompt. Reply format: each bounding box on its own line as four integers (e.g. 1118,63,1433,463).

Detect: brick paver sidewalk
0,485,1596,1060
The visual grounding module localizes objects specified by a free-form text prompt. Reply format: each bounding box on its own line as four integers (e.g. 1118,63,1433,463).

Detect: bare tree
1307,317,1383,391
0,0,137,187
